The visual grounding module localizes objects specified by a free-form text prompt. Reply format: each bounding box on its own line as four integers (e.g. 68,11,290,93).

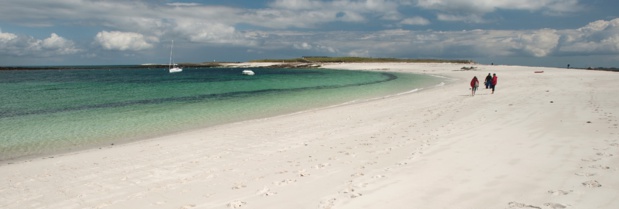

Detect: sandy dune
1,63,618,209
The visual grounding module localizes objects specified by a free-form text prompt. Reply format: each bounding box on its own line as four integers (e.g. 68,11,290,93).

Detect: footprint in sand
507,201,541,209
581,157,601,162
298,169,310,177
273,179,296,186
319,198,337,209
256,186,277,196
596,152,614,157
588,165,611,170
547,190,573,196
314,163,330,169
228,200,247,208
582,180,602,188
232,183,247,190
339,188,363,198
372,174,386,179
544,202,568,209
179,204,197,209
350,172,364,177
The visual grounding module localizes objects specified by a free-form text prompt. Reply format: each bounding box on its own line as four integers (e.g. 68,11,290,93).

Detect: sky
1,0,618,68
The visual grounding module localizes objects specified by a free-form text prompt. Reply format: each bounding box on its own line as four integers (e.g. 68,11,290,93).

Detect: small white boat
169,65,182,73
242,69,255,76
168,40,182,73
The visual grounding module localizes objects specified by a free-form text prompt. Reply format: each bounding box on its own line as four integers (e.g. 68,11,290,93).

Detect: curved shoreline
1,68,441,162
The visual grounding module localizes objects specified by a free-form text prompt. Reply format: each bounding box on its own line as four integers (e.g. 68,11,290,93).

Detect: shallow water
0,67,441,161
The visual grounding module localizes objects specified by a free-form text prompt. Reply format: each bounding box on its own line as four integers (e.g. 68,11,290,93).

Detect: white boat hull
242,70,255,75
169,67,183,73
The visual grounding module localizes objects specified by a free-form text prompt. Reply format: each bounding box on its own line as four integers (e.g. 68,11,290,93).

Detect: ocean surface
0,66,442,161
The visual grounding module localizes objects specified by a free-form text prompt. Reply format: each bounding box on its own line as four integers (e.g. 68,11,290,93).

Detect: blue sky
1,0,618,68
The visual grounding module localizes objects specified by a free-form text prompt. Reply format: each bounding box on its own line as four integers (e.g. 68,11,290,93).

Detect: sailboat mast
169,40,174,69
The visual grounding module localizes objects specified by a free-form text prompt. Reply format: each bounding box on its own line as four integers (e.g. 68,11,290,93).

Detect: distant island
250,56,473,63
1,57,616,71
237,57,473,68
0,57,473,71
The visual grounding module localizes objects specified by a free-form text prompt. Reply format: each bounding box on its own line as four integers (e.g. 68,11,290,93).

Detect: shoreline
0,68,441,163
1,62,618,208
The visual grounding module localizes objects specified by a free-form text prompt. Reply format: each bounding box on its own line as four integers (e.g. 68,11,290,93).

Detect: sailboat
168,40,182,73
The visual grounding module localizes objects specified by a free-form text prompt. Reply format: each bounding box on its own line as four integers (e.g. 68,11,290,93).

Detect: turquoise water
0,67,441,161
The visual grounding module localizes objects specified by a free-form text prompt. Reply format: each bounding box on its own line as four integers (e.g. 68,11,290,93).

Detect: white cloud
294,42,313,50
42,33,81,55
418,0,584,22
544,0,583,15
0,0,405,52
253,18,619,60
0,1,243,43
437,13,486,23
0,32,17,41
400,17,431,25
270,0,399,12
293,42,338,53
269,0,324,10
0,32,80,57
172,20,260,47
559,18,619,54
0,0,615,66
94,31,158,51
417,0,582,13
266,0,402,25
518,29,560,57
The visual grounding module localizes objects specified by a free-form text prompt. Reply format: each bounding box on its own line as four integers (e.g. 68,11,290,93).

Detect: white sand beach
1,63,618,209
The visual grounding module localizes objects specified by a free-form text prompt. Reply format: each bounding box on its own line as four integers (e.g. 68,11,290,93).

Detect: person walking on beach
484,73,492,89
470,76,479,96
491,73,498,94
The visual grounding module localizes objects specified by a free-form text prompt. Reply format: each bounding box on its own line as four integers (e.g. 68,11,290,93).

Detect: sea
0,66,442,161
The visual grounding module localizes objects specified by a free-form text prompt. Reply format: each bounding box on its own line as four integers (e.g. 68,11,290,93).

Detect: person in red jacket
491,73,498,94
470,76,479,96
